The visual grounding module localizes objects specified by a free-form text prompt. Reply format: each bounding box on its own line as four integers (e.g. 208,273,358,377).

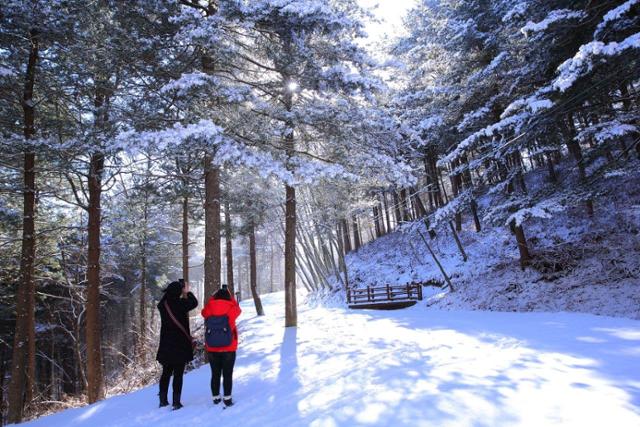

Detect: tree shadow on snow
315,308,640,426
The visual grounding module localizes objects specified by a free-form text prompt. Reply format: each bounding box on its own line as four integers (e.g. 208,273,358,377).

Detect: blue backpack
205,315,232,348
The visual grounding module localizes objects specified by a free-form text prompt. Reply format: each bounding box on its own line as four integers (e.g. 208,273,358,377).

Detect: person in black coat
156,279,198,410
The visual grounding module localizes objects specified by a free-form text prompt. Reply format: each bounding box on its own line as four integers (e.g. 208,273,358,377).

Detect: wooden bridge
347,283,423,310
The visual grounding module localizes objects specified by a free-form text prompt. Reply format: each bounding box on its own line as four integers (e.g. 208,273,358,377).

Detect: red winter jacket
201,296,242,352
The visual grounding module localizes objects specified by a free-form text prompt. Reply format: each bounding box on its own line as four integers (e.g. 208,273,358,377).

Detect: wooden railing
346,283,423,305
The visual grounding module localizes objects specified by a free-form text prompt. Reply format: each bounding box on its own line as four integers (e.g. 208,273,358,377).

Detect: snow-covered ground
344,167,640,319
20,292,640,426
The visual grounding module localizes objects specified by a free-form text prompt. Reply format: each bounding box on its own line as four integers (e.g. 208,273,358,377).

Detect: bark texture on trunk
399,189,411,222
249,225,264,316
8,156,36,422
138,186,149,360
86,152,104,404
224,201,234,296
411,188,427,218
470,199,481,232
7,28,39,424
565,116,594,216
352,215,361,251
373,206,382,238
377,196,387,235
449,162,463,231
382,192,392,232
511,220,531,269
546,154,558,183
283,78,297,327
269,237,274,293
284,185,297,327
138,242,147,359
424,152,444,208
204,157,221,299
182,195,189,285
340,219,351,254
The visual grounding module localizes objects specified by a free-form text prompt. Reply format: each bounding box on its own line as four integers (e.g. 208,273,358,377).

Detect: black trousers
159,362,186,404
208,351,236,397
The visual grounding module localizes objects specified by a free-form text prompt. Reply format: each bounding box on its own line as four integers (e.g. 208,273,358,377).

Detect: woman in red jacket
201,285,241,407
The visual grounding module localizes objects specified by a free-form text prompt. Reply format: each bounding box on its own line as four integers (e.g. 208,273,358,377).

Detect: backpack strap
164,300,194,346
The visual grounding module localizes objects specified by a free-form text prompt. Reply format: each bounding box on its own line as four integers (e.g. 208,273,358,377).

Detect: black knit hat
213,287,231,301
163,280,184,298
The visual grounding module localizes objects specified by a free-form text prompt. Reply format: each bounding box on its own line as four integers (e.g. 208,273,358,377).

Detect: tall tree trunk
138,243,147,360
546,153,558,183
619,84,640,159
235,254,242,301
439,171,450,204
565,116,594,216
377,196,387,235
399,189,411,221
410,188,427,218
204,157,221,299
470,199,481,232
382,192,392,232
340,219,351,254
7,28,39,424
352,215,361,251
224,200,234,296
49,314,56,400
449,162,463,231
393,192,403,224
284,183,297,326
269,236,274,293
510,220,531,269
85,71,113,404
8,156,37,422
283,84,297,328
373,206,382,238
86,152,104,404
182,195,190,284
1,346,7,424
424,152,444,208
249,225,264,316
73,314,87,393
138,184,149,361
513,152,527,193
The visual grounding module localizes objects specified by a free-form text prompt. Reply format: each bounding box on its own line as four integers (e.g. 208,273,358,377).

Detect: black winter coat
156,292,198,365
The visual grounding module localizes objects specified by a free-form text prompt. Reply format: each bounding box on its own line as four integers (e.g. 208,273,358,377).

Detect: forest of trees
1,0,638,424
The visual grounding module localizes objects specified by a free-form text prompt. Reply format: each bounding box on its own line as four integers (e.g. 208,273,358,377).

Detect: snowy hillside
343,167,640,320
19,292,640,426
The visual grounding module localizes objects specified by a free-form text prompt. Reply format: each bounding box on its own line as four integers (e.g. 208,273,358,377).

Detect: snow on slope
20,292,640,426
343,168,640,319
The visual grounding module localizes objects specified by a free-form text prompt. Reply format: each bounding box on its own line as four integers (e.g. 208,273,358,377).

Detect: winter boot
159,392,169,408
213,396,222,405
223,396,233,407
172,391,183,410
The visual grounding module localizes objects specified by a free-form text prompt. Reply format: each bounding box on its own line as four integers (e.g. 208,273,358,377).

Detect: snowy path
23,292,640,426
